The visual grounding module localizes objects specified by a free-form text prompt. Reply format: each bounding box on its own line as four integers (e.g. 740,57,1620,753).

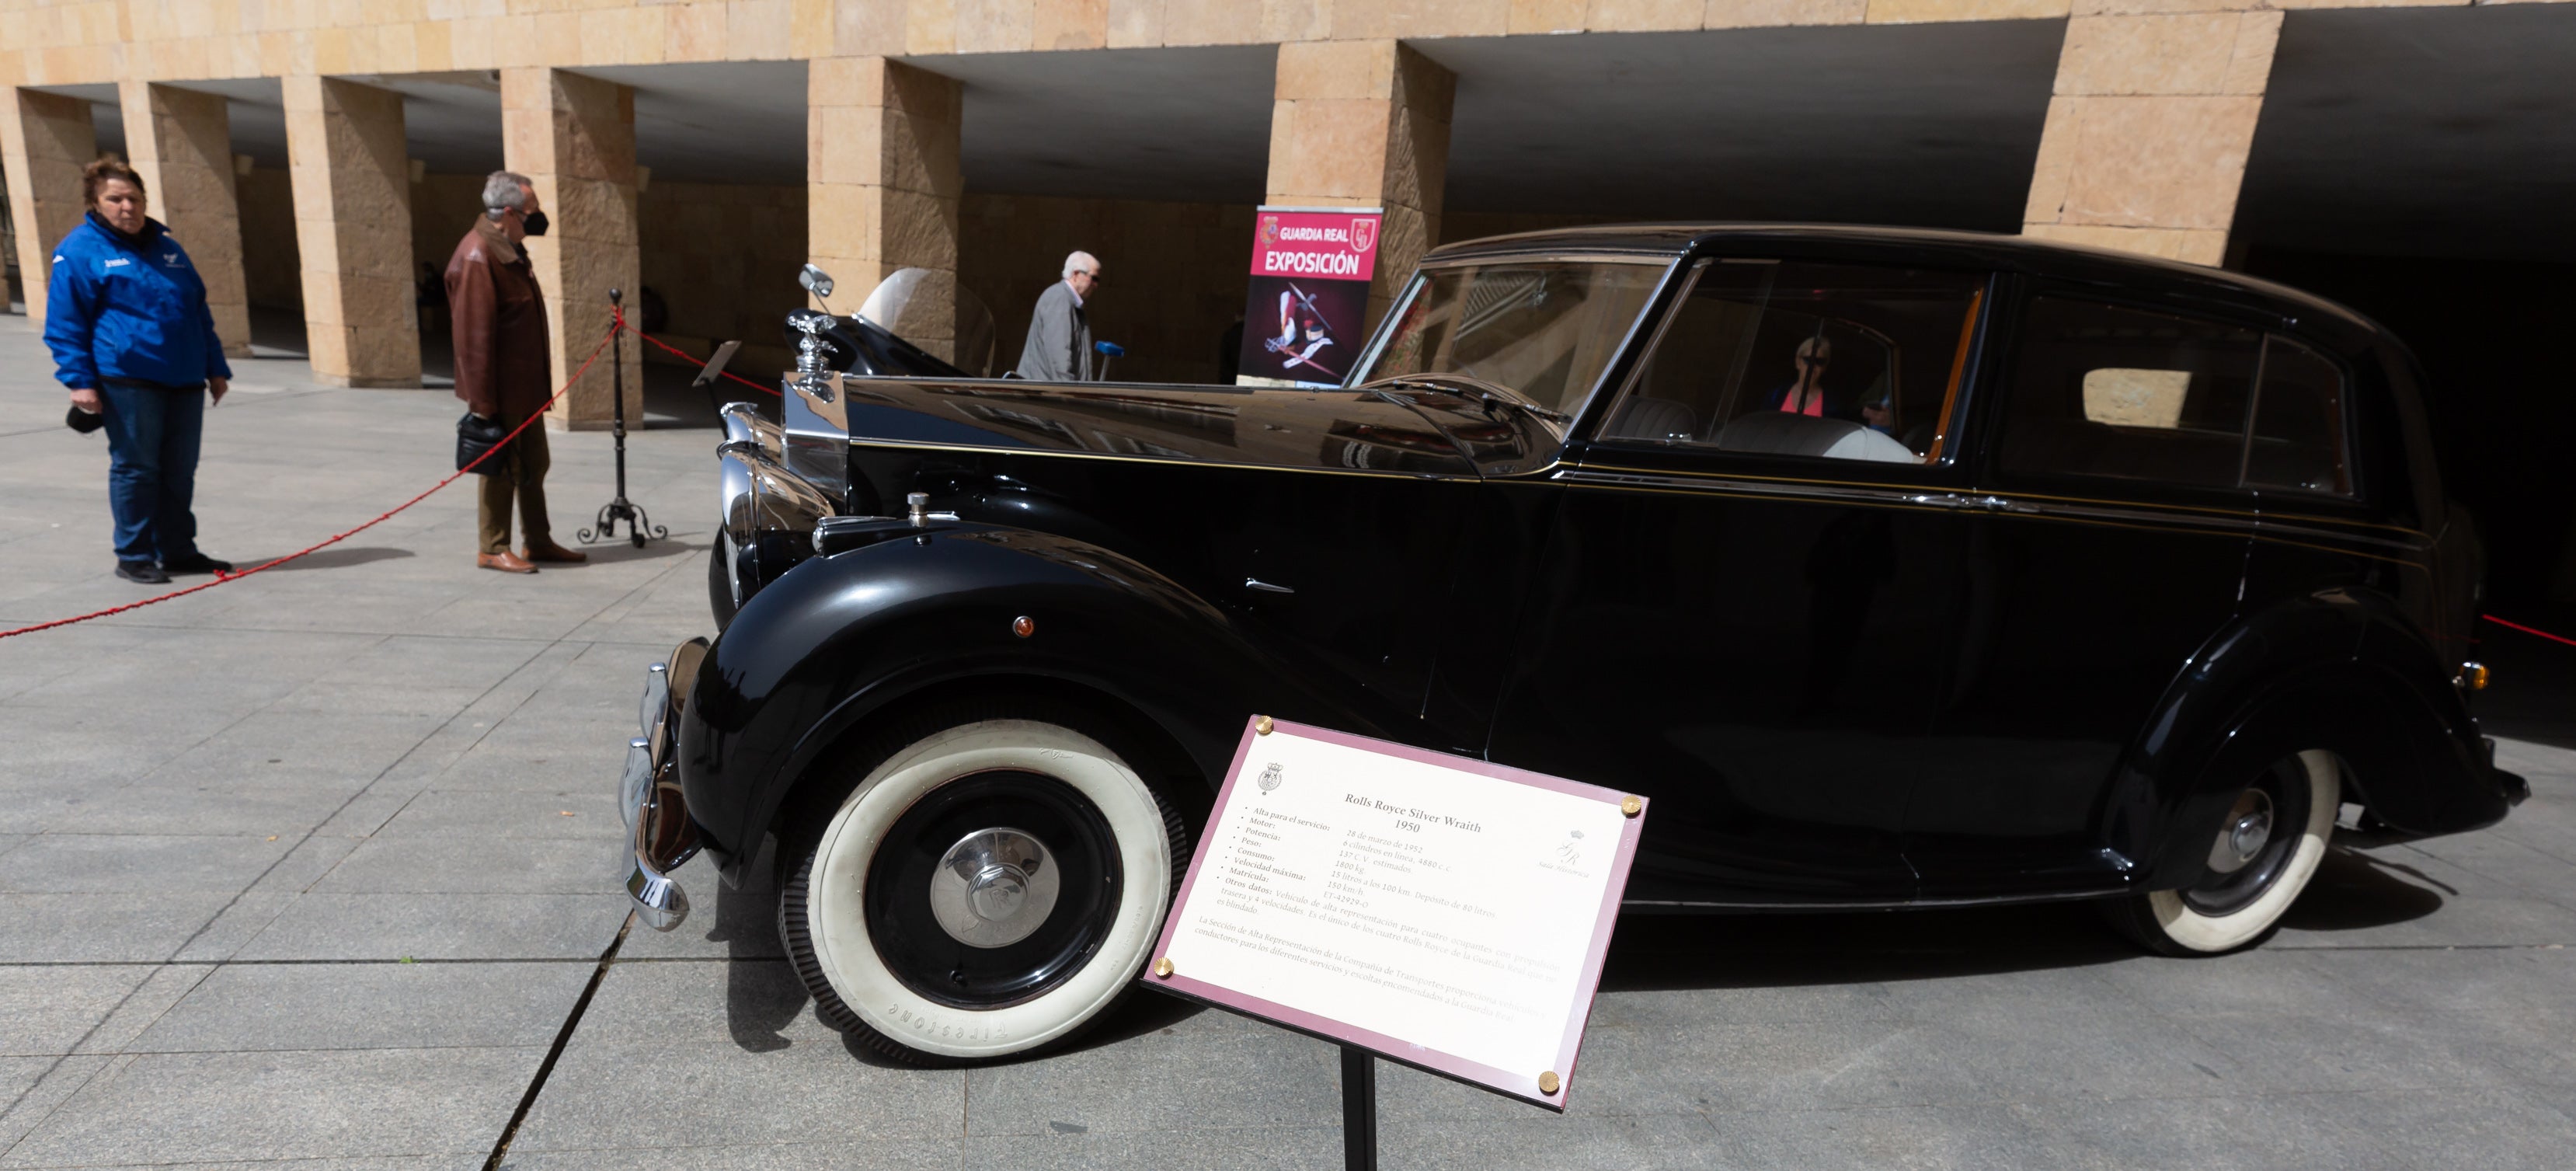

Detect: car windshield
1353,259,1669,417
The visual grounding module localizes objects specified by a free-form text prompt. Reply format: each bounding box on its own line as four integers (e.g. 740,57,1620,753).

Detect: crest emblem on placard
1261,215,1280,246
1257,762,1284,793
1350,218,1377,253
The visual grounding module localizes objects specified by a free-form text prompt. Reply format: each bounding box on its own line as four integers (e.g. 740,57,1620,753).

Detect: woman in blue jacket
47,158,234,584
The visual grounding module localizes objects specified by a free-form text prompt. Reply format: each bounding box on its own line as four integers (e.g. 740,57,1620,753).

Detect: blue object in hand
1093,340,1126,357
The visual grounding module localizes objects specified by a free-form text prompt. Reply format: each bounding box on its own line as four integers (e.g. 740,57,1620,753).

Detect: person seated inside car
1766,336,1840,418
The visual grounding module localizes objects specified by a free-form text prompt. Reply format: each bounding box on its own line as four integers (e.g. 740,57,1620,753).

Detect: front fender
2105,587,2511,889
675,522,1382,876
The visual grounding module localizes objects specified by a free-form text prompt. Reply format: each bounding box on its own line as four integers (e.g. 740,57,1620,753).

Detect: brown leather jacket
444,216,551,418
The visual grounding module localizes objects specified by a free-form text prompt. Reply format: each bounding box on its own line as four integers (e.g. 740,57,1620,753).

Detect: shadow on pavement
258,545,416,571
2282,845,2450,931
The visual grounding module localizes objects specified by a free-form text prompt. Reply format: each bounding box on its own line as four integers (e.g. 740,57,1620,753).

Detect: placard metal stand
580,288,667,548
1342,1045,1377,1171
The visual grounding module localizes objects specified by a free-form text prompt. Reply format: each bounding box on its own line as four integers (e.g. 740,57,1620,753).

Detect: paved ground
3,308,2576,1169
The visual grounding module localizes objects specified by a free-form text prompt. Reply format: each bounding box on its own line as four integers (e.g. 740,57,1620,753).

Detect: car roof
1423,222,2382,343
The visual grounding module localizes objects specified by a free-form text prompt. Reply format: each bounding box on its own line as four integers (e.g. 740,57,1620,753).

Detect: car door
1912,287,2264,896
1488,256,1996,905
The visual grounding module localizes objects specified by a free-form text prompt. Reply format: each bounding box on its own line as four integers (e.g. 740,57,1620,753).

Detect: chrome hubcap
928,827,1059,949
2208,789,2275,875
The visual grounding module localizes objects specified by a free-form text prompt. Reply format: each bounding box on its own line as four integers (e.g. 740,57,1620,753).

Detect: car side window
1596,260,1987,465
1998,297,2261,490
2247,337,2352,497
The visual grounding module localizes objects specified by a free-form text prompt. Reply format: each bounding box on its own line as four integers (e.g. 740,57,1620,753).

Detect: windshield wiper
1360,373,1571,430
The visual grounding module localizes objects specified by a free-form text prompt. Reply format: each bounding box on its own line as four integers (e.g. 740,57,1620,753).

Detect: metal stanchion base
579,497,667,548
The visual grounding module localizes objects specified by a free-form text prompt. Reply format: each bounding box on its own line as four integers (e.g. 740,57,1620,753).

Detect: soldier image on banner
1236,207,1381,388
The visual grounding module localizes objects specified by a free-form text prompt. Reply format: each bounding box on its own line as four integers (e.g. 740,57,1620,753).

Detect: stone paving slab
5,307,2576,1170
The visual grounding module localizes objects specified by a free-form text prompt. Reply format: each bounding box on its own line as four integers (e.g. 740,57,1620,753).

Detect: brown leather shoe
523,538,589,564
478,551,538,573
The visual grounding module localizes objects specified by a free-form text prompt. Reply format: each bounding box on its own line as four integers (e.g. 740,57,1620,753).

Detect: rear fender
675,522,1379,879
2108,588,2509,889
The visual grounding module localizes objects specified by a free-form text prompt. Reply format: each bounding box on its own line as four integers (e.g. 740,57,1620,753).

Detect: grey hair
482,170,533,218
1062,250,1099,280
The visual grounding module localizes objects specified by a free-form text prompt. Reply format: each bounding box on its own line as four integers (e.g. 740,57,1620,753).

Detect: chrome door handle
1899,493,2035,514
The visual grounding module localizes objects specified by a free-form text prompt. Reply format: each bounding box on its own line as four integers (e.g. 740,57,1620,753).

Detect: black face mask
520,211,549,238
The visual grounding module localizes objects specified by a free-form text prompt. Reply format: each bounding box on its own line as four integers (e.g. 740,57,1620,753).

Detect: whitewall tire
781,713,1180,1064
2108,749,2341,956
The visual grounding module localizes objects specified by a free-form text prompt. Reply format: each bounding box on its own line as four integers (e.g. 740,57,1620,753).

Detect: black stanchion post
580,288,666,548
1342,1045,1377,1171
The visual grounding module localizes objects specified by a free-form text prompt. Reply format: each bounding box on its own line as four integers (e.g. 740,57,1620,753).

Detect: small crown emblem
1256,762,1283,793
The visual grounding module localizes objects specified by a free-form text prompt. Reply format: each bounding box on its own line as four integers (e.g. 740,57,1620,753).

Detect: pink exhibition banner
1237,207,1384,387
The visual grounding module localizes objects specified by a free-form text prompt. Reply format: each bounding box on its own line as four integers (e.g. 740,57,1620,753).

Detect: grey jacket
1014,281,1091,382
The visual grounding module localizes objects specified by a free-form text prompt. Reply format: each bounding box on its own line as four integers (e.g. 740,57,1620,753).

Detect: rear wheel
2104,749,2340,956
779,703,1185,1064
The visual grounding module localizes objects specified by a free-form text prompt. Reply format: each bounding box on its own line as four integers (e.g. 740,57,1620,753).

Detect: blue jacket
44,212,232,389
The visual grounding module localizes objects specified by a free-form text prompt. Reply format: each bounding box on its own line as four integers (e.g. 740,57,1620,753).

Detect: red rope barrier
633,328,782,396
0,322,622,642
2483,613,2576,650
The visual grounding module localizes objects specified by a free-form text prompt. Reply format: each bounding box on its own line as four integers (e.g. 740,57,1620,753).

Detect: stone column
503,67,641,430
2021,8,2282,267
283,75,419,387
120,81,252,357
806,58,963,361
1,88,98,325
1265,40,1454,329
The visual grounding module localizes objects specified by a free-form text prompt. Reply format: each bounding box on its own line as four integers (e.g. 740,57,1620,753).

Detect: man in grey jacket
1014,250,1100,381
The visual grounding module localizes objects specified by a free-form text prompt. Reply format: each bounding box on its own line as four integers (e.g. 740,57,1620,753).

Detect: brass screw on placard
1254,715,1274,735
1537,1071,1561,1095
1620,796,1641,817
1153,957,1175,978
1011,615,1035,638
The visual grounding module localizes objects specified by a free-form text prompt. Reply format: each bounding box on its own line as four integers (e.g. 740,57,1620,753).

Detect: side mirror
798,263,835,300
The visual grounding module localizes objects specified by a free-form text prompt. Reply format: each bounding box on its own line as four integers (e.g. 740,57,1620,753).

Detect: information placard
1147,716,1646,1110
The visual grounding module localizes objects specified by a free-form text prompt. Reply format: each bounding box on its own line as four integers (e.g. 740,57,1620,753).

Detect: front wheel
779,706,1184,1065
2104,749,2341,956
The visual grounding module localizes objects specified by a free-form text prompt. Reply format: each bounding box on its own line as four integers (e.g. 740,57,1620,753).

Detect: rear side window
2246,338,2351,496
1999,297,2356,497
1999,297,2260,489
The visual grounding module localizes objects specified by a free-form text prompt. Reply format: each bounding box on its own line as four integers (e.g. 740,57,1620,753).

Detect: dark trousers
98,382,205,564
477,404,553,556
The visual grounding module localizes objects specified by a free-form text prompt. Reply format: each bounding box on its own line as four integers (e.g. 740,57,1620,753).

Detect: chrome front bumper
621,647,705,931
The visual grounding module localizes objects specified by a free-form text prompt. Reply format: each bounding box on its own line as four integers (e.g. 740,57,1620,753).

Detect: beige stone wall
961,193,1253,385
809,57,963,360
119,80,250,356
1267,40,1453,331
56,0,2539,89
234,162,300,312
0,85,93,324
2021,6,2282,266
283,75,419,388
503,66,643,430
637,178,806,379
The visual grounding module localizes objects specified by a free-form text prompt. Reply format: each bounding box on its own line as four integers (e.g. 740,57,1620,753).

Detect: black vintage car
622,225,2524,1067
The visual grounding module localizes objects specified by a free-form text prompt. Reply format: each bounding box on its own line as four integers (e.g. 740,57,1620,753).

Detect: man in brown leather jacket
445,170,584,573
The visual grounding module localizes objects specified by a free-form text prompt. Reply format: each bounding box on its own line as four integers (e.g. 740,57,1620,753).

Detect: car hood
835,378,1560,479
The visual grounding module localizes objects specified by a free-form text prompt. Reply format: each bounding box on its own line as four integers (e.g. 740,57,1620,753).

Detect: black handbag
66,405,105,434
457,412,510,474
